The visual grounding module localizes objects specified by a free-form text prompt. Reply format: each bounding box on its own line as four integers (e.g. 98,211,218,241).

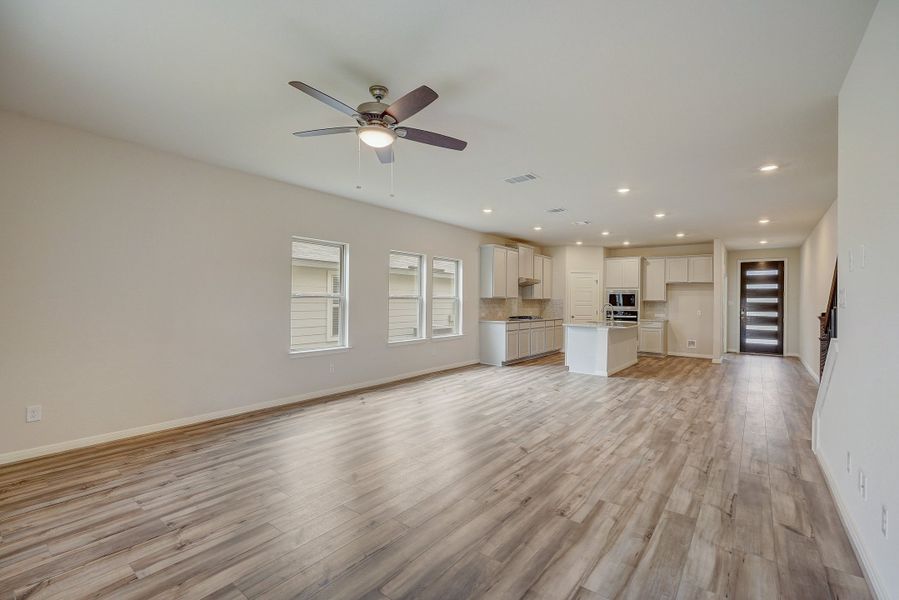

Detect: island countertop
564,321,638,330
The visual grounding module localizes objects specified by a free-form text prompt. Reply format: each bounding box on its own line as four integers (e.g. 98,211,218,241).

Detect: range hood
518,277,541,286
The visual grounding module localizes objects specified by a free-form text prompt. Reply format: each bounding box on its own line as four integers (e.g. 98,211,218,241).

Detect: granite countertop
564,321,639,330
480,318,563,323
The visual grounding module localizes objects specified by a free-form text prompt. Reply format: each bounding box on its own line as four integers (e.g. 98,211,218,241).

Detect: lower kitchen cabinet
479,319,564,366
638,321,668,355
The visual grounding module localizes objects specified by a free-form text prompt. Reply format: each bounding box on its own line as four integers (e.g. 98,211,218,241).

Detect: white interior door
568,272,599,323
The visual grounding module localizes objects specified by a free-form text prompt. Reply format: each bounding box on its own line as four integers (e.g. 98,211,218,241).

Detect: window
291,237,348,353
388,251,425,343
432,257,462,337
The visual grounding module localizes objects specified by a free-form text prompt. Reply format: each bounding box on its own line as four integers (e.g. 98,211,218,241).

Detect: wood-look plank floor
0,354,871,599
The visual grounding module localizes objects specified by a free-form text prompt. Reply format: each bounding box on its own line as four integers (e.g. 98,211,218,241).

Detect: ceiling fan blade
289,81,359,118
384,85,438,123
375,146,394,164
396,127,467,151
292,126,357,137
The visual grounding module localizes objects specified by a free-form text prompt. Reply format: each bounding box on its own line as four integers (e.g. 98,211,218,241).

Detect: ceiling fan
289,81,467,164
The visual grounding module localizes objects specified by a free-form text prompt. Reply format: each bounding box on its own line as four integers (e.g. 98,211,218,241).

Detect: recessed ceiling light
758,218,770,224
482,208,493,214
623,241,631,246
576,241,583,245
617,187,631,194
654,212,666,219
759,240,768,244
676,232,686,238
533,226,542,231
759,164,779,172
601,231,610,236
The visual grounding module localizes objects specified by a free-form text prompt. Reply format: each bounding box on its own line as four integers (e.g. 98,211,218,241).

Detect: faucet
602,303,614,321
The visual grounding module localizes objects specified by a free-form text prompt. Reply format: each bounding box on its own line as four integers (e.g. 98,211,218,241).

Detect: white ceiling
0,1,876,249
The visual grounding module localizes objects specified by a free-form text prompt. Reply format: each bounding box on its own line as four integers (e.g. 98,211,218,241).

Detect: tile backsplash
479,298,564,321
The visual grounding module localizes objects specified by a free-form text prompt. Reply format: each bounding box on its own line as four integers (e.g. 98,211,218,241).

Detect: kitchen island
564,321,639,376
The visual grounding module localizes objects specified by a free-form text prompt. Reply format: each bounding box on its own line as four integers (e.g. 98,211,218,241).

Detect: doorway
739,260,785,355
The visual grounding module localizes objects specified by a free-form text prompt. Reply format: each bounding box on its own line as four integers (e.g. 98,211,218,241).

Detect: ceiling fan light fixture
357,125,396,148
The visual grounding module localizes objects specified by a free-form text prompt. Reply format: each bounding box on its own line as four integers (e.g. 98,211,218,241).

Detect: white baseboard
0,360,479,466
799,356,821,383
667,352,713,360
815,450,887,600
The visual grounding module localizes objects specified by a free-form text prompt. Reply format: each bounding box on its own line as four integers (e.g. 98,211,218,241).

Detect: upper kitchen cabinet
522,255,553,299
480,244,509,298
688,255,713,283
665,255,712,284
643,257,666,301
665,256,689,283
505,249,519,298
518,244,535,280
605,257,640,289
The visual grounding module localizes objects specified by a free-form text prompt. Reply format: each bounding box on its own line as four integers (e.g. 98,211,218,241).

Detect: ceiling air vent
573,220,592,225
546,207,567,214
504,173,539,184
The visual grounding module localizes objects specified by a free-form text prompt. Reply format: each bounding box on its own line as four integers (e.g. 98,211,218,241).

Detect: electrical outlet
26,405,42,423
846,451,852,473
848,248,854,271
858,470,867,500
882,505,889,538
329,362,335,374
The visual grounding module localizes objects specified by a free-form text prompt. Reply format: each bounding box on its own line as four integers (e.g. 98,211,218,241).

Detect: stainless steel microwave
607,290,638,309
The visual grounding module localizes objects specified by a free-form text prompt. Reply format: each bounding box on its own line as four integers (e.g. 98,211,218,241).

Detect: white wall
544,245,605,322
818,1,899,596
798,201,838,380
666,283,714,357
0,110,484,459
726,247,801,355
712,239,727,362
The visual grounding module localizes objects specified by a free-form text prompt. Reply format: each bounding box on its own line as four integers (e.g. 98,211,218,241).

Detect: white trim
667,351,714,359
816,446,886,600
799,356,820,383
289,345,351,357
0,360,479,466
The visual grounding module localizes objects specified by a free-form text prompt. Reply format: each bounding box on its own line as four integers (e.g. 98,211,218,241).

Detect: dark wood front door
739,260,785,355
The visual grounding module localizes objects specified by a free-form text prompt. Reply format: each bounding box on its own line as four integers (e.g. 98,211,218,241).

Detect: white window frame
431,256,463,338
388,250,426,344
290,236,349,355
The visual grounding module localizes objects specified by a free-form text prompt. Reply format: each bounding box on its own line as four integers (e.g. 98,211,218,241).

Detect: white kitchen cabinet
506,249,519,298
665,256,689,283
605,257,640,289
542,256,553,299
688,255,713,283
480,320,562,365
530,323,544,355
523,255,554,300
643,257,666,301
518,244,535,279
479,245,508,298
638,321,667,354
506,329,519,361
532,256,544,298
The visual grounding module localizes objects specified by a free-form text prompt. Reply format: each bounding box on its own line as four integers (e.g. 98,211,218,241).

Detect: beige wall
798,201,837,380
605,242,713,258
818,2,899,594
0,110,485,459
726,247,801,355
666,283,715,357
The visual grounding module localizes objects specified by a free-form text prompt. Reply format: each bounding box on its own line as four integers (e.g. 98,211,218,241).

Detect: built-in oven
607,290,638,309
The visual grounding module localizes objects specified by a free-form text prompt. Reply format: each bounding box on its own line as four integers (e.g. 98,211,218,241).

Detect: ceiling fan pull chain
355,136,362,190
389,151,395,197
